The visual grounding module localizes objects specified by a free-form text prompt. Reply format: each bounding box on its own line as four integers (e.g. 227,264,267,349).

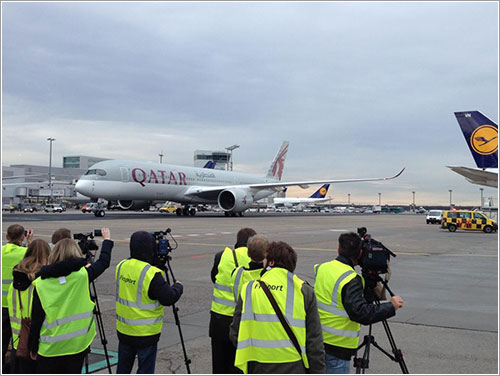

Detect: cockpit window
84,169,107,176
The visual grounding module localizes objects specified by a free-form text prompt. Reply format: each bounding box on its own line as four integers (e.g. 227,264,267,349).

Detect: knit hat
130,231,155,264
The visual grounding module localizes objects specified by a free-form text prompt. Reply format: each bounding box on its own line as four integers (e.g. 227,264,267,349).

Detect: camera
357,227,396,277
151,228,177,268
74,232,99,258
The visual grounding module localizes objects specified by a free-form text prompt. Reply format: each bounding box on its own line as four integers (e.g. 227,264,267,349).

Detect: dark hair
247,235,269,263
338,232,362,260
236,228,257,245
7,224,25,243
51,228,72,245
266,241,297,272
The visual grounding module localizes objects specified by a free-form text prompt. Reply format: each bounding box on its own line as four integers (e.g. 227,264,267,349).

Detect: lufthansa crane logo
471,125,498,155
320,187,327,196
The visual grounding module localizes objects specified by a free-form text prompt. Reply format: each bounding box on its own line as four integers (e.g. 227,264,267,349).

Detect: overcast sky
2,1,498,206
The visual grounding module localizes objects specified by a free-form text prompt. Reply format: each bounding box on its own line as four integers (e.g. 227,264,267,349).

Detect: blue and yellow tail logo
310,184,330,198
471,125,498,155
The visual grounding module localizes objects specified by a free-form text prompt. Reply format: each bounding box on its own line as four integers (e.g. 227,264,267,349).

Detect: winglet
386,167,405,180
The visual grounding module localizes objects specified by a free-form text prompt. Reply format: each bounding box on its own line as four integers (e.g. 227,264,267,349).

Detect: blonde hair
49,238,83,264
16,239,51,281
247,235,269,263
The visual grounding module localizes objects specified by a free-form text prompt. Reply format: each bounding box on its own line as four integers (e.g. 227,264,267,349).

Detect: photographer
28,228,113,373
115,231,183,374
314,232,404,374
2,224,33,373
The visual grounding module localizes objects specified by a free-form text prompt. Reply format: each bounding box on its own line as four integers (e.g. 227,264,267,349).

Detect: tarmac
2,210,498,374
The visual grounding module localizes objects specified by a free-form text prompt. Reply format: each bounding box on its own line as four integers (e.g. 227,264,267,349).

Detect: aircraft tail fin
203,160,216,169
454,111,498,169
309,184,330,198
266,141,289,180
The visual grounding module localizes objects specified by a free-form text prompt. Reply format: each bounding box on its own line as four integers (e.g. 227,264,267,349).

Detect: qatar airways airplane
75,141,404,217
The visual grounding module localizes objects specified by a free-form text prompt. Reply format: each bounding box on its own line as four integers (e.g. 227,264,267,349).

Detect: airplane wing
447,166,498,188
185,168,405,200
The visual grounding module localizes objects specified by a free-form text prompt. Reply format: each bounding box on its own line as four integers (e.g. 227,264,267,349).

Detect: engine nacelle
117,200,151,211
218,189,254,212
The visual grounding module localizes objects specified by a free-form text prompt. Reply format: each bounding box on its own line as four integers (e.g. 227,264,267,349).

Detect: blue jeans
325,352,351,374
117,341,158,374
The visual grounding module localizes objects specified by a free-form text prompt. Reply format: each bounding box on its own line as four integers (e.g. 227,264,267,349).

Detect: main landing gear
224,211,245,217
176,205,197,216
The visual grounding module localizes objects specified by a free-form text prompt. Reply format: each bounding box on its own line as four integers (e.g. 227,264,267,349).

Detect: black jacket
324,255,396,360
28,239,114,354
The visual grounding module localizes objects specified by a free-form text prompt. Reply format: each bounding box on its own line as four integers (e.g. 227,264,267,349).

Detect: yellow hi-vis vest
33,267,96,357
234,267,309,374
314,260,364,349
231,266,263,304
2,243,27,307
115,258,165,336
7,283,34,350
211,247,251,316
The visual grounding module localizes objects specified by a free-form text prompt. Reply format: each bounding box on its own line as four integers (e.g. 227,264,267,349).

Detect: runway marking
190,253,211,259
187,234,199,237
440,253,497,258
329,229,349,232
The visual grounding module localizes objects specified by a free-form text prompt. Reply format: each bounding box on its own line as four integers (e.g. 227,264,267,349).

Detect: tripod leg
380,319,409,374
90,281,112,374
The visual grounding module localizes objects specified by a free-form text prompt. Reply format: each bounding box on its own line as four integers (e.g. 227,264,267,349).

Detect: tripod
161,255,192,374
84,254,112,374
353,277,408,374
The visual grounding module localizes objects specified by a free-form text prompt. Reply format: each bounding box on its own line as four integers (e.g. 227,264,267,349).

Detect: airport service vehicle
82,202,99,213
75,141,404,217
447,111,498,188
426,210,443,224
44,204,64,213
441,210,497,233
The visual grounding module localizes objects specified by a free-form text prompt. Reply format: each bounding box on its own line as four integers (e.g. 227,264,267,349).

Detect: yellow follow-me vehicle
441,210,497,233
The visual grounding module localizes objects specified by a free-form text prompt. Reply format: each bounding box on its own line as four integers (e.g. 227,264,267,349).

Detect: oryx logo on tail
267,141,289,181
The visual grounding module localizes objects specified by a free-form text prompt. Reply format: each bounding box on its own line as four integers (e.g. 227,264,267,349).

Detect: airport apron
314,260,364,349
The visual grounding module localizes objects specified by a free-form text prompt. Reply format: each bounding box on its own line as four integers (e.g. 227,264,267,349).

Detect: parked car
44,204,64,213
426,210,443,224
23,206,38,213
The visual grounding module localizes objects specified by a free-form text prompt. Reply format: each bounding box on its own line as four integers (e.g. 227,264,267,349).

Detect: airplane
447,111,498,188
203,160,216,169
75,141,405,217
273,184,331,208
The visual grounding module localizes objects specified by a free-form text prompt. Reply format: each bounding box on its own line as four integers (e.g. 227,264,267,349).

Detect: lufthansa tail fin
266,141,289,181
454,111,498,169
309,184,330,198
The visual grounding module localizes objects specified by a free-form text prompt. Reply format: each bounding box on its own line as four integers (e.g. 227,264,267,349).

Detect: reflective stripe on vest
211,247,250,316
314,260,363,349
115,258,165,336
235,267,309,374
8,284,34,350
232,267,263,303
2,243,27,307
34,267,96,357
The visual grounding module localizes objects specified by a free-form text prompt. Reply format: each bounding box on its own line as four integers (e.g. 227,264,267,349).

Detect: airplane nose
75,180,92,196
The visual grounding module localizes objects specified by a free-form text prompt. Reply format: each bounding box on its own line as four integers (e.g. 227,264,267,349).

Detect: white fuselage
273,197,330,207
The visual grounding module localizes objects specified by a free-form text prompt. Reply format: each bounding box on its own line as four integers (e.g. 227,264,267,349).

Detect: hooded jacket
117,231,183,347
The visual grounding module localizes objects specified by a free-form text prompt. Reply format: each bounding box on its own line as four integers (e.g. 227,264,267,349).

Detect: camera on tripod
152,228,177,268
74,229,102,260
357,227,396,278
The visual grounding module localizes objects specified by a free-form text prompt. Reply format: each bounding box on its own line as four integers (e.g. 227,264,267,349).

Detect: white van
44,204,64,213
426,210,443,224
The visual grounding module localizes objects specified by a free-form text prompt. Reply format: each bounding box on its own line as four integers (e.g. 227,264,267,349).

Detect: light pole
225,144,240,171
159,151,164,164
348,193,351,206
378,192,381,206
47,138,55,203
449,189,453,209
480,188,484,208
412,191,416,211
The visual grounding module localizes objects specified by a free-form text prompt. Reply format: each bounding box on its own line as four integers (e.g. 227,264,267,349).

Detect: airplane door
120,167,129,182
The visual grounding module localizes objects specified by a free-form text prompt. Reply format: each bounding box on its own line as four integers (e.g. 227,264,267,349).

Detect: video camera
74,229,102,260
152,228,178,268
357,227,396,278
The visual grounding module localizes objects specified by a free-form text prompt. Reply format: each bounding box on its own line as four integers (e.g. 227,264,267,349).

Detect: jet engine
117,200,151,211
218,189,254,212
